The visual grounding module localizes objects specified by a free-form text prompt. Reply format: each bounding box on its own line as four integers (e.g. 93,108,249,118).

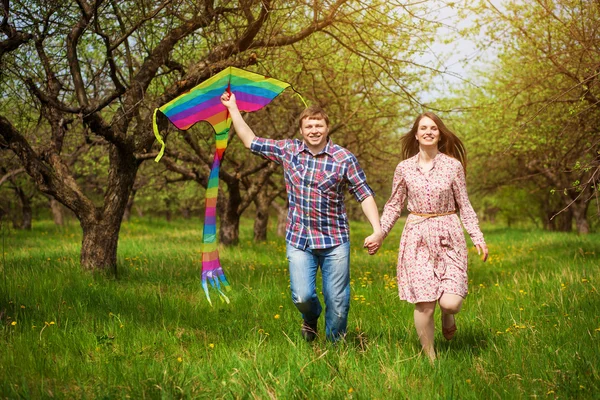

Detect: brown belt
410,211,456,219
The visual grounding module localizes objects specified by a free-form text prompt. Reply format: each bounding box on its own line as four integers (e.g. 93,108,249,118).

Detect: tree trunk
272,200,288,238
547,207,572,232
49,197,64,226
253,191,270,242
123,188,137,222
80,218,120,274
218,181,242,245
77,147,138,271
21,199,32,230
571,200,590,234
15,187,32,230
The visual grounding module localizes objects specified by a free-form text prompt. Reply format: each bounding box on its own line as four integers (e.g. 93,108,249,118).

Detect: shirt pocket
317,171,342,194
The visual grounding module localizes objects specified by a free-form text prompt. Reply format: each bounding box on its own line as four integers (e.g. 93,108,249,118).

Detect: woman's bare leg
414,301,437,361
438,293,463,339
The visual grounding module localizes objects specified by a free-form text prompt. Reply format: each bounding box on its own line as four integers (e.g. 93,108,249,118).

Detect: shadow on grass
437,326,490,357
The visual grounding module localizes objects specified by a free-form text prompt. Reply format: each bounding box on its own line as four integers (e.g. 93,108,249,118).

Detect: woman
364,112,488,361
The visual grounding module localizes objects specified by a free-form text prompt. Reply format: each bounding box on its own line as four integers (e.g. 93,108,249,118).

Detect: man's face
300,117,329,151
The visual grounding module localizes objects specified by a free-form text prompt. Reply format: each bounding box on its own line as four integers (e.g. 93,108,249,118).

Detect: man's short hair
297,106,329,129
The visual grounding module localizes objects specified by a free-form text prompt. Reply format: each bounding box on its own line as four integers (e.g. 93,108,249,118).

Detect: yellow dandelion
595,327,600,332
11,321,17,326
177,357,183,363
348,388,354,394
209,343,215,348
274,314,280,319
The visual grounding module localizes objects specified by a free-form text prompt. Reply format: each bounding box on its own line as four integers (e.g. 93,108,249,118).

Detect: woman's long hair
399,112,467,172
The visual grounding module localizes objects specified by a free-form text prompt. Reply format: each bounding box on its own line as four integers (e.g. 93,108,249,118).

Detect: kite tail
152,109,166,162
201,129,232,304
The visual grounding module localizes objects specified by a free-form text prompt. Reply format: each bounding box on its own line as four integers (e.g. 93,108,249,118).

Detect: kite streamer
153,67,302,304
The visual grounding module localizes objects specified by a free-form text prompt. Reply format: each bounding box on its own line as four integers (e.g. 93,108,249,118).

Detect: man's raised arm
220,92,256,149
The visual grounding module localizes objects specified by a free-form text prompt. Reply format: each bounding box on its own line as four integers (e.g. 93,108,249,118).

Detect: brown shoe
301,320,318,342
442,314,457,341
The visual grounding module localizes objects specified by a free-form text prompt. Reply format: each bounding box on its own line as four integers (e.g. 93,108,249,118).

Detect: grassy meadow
0,217,599,399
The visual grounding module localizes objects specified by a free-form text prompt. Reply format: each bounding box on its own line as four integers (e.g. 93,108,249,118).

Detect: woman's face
415,116,440,148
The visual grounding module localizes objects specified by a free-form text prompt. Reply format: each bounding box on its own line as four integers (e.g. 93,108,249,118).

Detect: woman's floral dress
380,153,486,303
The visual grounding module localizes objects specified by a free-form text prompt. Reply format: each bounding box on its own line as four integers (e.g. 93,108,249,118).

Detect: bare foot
422,346,436,364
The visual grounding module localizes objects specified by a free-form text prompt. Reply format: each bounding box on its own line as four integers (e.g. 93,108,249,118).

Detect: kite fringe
202,275,231,306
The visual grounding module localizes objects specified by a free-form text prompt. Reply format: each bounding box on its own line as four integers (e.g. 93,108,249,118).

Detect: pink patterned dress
380,153,486,303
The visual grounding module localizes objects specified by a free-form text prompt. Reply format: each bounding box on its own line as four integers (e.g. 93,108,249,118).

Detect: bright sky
416,0,504,102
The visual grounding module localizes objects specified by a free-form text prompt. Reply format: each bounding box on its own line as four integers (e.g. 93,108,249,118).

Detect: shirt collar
413,152,442,169
295,138,335,157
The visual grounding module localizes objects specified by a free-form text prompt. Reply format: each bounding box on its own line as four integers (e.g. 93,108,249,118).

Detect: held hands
476,243,489,262
220,91,238,110
363,231,384,255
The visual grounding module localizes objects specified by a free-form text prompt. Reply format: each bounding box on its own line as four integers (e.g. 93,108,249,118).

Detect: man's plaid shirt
251,137,374,250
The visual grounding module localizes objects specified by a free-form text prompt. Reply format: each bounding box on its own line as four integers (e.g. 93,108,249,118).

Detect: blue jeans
286,241,351,341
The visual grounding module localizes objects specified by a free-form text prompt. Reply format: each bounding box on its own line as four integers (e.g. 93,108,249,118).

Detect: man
221,92,381,342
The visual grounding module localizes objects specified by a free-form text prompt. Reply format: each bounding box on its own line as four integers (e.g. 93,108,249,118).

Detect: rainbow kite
153,66,300,304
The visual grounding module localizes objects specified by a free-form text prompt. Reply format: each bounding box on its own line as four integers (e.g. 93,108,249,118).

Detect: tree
453,0,600,233
137,0,442,245
1,0,397,271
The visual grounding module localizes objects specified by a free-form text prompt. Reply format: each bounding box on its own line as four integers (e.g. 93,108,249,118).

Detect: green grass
1,217,599,399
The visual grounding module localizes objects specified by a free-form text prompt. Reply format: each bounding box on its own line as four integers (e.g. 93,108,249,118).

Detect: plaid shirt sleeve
346,153,374,202
250,137,289,164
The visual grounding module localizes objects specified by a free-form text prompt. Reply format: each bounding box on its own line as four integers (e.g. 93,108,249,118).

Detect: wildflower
11,321,16,326
595,327,600,332
465,379,471,384
177,357,183,363
209,343,215,348
348,388,354,394
274,314,280,319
